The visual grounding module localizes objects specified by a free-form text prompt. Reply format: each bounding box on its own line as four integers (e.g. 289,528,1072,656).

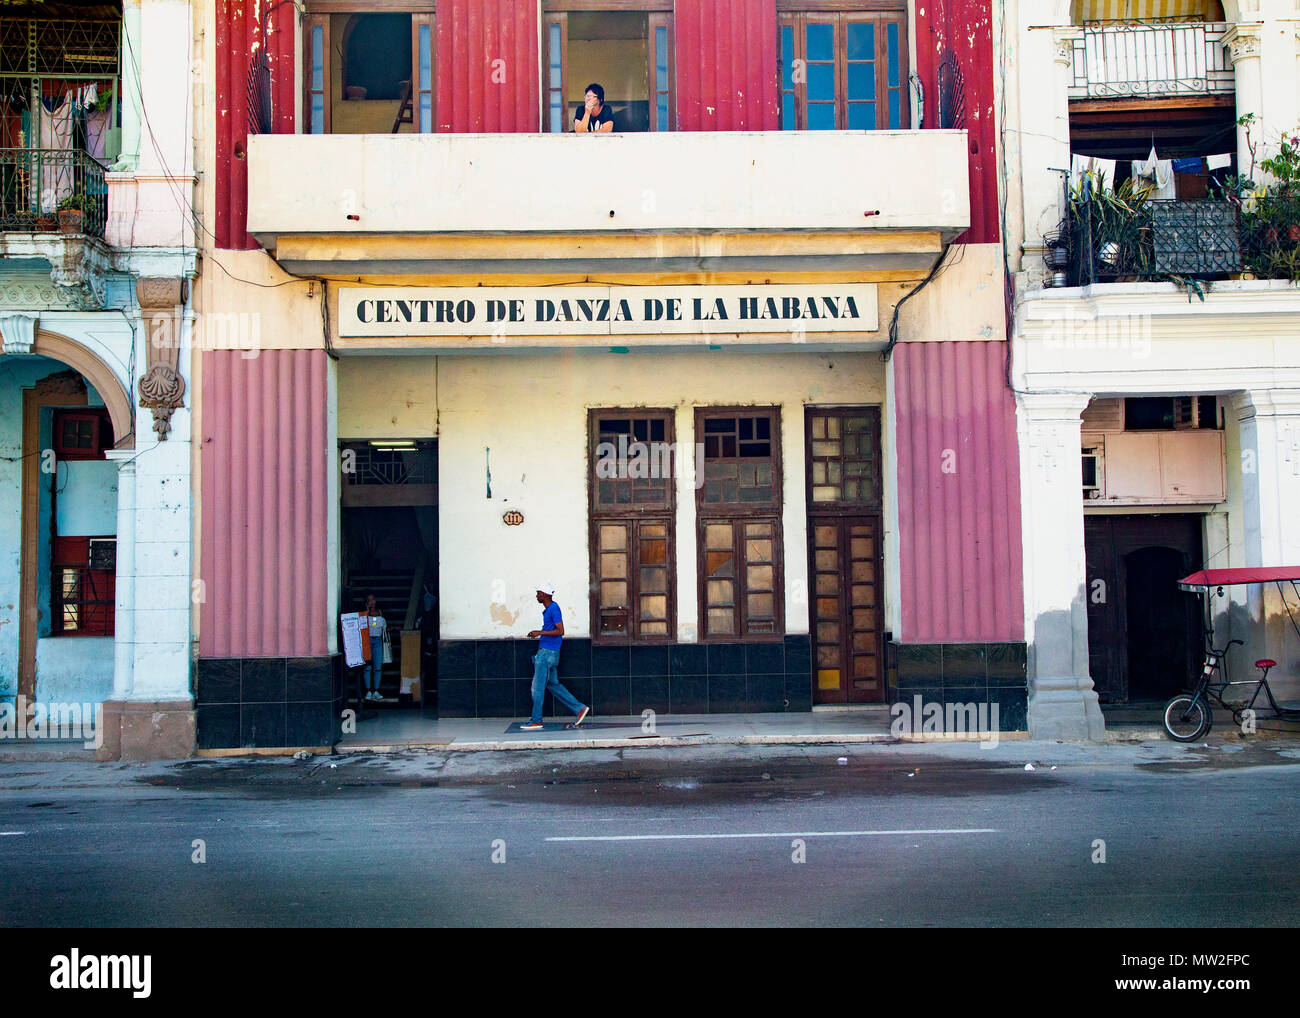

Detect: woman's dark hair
584,82,605,104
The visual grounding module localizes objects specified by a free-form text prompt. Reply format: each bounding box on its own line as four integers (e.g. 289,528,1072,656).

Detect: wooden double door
1084,514,1203,704
805,407,884,704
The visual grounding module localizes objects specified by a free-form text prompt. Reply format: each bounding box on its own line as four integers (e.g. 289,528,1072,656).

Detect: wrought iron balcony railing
1068,20,1233,100
1055,198,1242,285
1051,193,1300,286
0,148,108,237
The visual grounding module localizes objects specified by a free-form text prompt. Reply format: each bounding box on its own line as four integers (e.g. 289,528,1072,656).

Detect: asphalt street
2,738,1298,926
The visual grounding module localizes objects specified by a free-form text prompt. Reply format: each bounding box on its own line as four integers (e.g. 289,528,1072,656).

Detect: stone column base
1028,676,1106,741
96,700,196,761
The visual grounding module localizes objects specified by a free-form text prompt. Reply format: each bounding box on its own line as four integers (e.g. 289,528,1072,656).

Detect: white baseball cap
535,582,556,595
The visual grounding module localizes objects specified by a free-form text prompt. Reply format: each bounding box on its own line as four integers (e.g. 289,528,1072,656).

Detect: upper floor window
53,408,113,460
779,8,909,130
304,6,434,135
543,6,674,133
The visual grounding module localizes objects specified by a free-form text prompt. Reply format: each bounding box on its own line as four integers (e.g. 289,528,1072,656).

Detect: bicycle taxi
1162,567,1300,741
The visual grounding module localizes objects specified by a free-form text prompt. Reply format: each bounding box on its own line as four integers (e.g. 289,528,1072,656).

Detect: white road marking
547,827,998,843
0,832,26,836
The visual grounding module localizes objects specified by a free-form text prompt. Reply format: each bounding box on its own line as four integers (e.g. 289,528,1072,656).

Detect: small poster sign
340,612,365,668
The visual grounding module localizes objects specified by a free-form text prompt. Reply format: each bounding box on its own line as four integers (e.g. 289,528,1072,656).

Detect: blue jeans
530,647,585,724
365,627,384,692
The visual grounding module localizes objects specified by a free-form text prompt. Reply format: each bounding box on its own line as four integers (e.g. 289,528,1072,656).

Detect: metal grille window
697,408,783,640
52,537,115,637
589,409,675,642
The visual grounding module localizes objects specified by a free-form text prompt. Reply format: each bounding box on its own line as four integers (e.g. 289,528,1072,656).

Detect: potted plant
1067,173,1156,282
56,193,85,233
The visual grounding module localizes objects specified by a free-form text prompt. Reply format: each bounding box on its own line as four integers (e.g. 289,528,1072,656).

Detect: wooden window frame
804,406,883,513
302,5,436,135
52,408,112,461
543,1,672,11
543,6,675,133
543,12,569,134
588,408,677,644
647,12,675,131
695,406,785,643
779,8,910,131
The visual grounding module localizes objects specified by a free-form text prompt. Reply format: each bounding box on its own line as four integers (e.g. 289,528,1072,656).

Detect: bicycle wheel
1164,695,1210,742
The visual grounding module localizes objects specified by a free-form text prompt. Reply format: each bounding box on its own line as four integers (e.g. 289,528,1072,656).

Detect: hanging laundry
1206,153,1233,171
1071,154,1116,193
1132,146,1177,200
1172,157,1204,175
38,91,76,213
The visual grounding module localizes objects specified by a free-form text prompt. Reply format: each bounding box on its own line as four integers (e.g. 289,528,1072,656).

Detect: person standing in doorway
572,82,615,133
521,583,589,731
362,593,387,702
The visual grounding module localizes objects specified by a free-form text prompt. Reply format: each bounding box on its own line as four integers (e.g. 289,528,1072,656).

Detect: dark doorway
1124,545,1197,701
1085,514,1203,703
340,439,438,712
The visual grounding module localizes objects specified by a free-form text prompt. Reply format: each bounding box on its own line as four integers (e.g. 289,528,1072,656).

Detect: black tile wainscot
436,636,816,718
888,642,1029,732
196,656,343,750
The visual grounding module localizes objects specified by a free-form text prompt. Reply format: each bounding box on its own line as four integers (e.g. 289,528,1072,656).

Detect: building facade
191,0,1032,751
1008,0,1300,736
0,0,197,758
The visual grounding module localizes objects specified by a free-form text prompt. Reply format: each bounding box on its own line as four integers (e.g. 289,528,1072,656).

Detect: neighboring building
192,0,1030,751
0,0,197,757
1008,0,1300,736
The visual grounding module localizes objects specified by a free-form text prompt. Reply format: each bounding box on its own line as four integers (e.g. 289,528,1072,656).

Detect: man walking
521,583,589,731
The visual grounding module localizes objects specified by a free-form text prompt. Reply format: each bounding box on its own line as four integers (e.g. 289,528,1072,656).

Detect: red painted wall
200,350,331,658
436,0,538,132
893,341,1023,643
214,0,296,250
674,0,779,131
914,0,1000,245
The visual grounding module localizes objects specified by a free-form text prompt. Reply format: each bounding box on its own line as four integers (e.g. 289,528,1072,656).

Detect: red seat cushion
1256,659,1277,669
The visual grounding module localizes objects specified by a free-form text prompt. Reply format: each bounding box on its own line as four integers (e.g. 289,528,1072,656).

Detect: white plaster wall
56,460,119,535
35,638,115,705
340,351,890,643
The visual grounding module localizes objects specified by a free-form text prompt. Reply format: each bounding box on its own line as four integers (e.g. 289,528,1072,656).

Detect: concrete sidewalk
319,705,1045,754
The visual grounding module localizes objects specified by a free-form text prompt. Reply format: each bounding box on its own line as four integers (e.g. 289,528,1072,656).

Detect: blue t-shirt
539,601,563,651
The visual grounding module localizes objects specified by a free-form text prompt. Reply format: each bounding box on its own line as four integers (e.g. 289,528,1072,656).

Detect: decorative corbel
135,277,188,441
0,312,37,354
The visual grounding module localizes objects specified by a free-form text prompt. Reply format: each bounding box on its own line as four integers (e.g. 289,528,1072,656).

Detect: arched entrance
8,334,134,706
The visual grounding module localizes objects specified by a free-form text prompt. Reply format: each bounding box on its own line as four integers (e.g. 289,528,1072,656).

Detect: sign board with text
338,285,879,338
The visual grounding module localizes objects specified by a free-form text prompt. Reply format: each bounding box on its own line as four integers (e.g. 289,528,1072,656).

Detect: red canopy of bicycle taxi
1178,567,1300,592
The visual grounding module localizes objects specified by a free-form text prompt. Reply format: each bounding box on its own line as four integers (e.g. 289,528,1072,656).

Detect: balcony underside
268,230,947,278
